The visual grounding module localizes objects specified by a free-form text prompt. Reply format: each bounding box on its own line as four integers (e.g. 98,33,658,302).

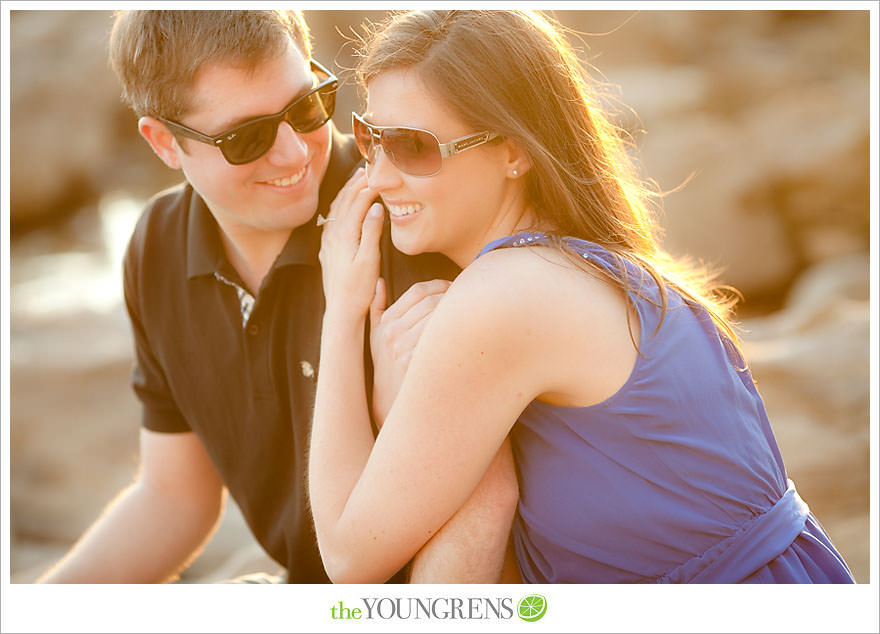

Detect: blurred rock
11,11,115,228
9,10,179,233
742,253,870,430
587,10,869,306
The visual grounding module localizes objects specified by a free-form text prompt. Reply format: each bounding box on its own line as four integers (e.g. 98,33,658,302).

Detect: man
37,10,517,584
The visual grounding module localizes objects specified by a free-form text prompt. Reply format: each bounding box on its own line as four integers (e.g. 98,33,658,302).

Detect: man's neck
218,225,291,296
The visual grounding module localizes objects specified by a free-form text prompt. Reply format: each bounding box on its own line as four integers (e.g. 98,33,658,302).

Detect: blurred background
7,10,871,582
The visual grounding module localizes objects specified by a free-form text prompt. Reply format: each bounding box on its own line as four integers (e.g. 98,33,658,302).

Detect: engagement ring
316,214,336,227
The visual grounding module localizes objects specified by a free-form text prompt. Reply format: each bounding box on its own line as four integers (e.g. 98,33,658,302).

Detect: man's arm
37,428,224,583
42,199,227,583
408,439,519,583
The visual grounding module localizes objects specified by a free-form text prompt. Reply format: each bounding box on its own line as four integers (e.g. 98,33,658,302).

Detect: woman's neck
449,201,547,268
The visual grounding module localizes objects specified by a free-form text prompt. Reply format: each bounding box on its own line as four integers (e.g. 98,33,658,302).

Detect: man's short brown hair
109,10,312,120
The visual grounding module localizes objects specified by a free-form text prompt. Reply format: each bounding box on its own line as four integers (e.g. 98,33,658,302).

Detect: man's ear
138,116,183,169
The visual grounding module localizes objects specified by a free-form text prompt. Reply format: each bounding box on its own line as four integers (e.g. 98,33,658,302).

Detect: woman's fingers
328,168,375,240
343,188,379,243
356,202,385,267
322,168,377,253
397,292,447,331
382,280,453,323
370,277,388,327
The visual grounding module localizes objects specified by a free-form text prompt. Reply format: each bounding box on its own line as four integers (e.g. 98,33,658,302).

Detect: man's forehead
181,42,312,131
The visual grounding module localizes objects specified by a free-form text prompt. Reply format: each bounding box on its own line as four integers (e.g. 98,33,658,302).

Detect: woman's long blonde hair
356,10,743,350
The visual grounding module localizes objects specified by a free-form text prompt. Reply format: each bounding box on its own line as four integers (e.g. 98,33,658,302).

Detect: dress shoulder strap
475,231,647,290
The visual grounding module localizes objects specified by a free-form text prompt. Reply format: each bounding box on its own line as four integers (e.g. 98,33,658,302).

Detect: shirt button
248,323,260,336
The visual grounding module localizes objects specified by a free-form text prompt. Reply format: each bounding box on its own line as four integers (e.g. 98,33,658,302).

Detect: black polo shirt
123,127,459,583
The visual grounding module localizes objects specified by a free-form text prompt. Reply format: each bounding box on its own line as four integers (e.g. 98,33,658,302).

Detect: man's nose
265,120,309,165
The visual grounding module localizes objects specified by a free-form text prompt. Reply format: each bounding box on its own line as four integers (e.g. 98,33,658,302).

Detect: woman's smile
383,198,425,222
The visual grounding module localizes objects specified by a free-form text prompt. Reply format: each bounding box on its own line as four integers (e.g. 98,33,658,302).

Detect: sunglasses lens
221,84,337,165
352,115,441,176
288,84,336,134
383,128,441,176
352,115,375,162
220,120,277,165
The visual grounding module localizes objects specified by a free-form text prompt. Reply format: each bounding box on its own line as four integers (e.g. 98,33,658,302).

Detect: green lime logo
517,594,547,622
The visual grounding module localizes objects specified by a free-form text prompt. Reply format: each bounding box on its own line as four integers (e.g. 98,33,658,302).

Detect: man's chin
277,195,321,232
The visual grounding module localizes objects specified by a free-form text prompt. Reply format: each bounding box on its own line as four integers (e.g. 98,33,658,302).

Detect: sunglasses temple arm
161,119,219,145
438,132,499,158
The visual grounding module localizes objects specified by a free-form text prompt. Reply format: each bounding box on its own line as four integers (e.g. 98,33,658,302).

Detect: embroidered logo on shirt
300,361,315,379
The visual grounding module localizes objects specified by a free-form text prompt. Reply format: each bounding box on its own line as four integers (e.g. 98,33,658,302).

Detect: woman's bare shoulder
422,244,616,363
428,244,637,407
444,244,613,315
418,246,564,346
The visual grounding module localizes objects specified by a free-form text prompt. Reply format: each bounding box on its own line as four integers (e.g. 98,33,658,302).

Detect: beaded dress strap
474,232,639,288
474,231,553,261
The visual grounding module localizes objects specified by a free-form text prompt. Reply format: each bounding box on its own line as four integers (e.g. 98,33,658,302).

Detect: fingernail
369,203,383,218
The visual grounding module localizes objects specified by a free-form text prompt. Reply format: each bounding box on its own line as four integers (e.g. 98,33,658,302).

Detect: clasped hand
370,278,452,426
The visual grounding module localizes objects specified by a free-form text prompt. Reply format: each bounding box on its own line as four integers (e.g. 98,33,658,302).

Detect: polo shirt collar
186,188,226,280
185,124,361,279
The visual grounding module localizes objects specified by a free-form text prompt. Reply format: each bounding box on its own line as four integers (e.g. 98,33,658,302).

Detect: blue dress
476,232,855,584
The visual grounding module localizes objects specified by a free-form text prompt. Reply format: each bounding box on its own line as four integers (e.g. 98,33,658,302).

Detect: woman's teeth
388,203,423,217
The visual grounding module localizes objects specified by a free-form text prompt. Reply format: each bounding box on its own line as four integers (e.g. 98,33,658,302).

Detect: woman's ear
501,138,532,179
138,116,183,169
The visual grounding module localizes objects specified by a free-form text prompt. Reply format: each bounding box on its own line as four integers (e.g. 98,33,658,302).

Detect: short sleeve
123,209,191,434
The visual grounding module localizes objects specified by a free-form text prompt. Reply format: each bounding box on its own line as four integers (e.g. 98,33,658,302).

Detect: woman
309,9,855,584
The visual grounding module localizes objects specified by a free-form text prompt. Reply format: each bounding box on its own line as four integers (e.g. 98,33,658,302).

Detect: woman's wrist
322,303,368,336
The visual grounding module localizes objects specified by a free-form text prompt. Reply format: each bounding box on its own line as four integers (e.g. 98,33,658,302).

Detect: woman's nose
366,146,403,192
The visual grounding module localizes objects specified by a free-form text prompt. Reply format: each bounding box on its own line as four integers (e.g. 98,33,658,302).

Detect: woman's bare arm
310,247,550,583
370,280,519,584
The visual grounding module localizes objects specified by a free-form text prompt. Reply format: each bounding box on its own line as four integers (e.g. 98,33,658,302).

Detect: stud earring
512,169,519,177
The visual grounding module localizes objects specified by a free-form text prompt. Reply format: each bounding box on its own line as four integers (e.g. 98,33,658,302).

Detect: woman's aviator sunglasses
161,59,338,165
352,112,499,177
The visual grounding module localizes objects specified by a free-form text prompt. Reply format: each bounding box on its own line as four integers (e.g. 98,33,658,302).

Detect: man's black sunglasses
160,59,338,165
